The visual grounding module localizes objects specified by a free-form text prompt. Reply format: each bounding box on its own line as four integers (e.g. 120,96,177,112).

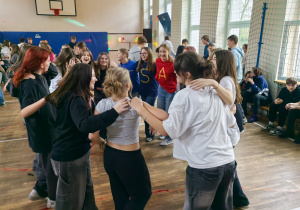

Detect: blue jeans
183,161,236,210
51,151,98,210
242,92,270,115
0,86,5,105
157,85,175,140
141,95,157,138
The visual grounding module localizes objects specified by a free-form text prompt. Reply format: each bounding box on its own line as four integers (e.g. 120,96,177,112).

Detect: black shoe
294,140,300,144
279,131,295,138
294,135,300,144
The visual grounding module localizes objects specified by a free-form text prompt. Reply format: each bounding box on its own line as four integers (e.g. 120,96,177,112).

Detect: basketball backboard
35,0,77,16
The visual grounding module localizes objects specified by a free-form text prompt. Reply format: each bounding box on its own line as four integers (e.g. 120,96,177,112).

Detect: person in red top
155,43,177,146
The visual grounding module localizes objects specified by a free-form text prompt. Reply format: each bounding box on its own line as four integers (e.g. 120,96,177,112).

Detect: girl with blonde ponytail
89,67,152,210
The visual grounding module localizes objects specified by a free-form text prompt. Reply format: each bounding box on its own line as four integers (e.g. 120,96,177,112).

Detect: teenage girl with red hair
13,46,57,208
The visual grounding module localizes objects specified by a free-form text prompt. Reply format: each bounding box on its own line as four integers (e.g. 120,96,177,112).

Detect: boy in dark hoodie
227,35,244,83
241,67,273,122
175,39,189,58
262,77,300,136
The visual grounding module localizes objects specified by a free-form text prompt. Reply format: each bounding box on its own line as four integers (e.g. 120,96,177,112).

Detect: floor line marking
0,137,28,143
0,122,23,131
5,100,18,103
252,122,295,142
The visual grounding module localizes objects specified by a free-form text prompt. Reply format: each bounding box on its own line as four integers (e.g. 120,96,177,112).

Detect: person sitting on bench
241,67,272,123
262,77,300,136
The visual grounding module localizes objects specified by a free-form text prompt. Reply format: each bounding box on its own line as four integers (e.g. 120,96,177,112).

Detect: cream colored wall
0,0,143,65
0,0,143,33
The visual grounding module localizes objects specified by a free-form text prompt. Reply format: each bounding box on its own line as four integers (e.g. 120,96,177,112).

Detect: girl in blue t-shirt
118,48,140,97
136,47,159,141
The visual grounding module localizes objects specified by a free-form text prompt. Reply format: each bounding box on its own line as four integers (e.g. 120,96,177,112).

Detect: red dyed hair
13,47,50,87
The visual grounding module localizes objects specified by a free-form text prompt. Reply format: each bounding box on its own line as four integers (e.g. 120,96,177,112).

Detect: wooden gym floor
1,90,300,210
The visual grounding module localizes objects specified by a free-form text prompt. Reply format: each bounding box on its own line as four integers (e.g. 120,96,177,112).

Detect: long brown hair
13,47,50,87
54,47,75,77
214,50,243,103
136,47,155,74
80,49,95,69
45,63,93,110
95,52,111,79
214,50,242,104
7,44,32,75
10,44,20,58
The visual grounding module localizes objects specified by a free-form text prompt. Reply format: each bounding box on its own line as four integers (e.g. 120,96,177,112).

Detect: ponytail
198,61,215,79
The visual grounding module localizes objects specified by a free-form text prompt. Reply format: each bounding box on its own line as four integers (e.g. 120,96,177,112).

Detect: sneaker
46,197,56,208
248,115,259,123
294,139,300,144
28,189,42,201
146,137,153,142
160,139,173,146
243,117,248,125
159,135,165,140
279,131,295,138
261,124,275,131
269,128,283,136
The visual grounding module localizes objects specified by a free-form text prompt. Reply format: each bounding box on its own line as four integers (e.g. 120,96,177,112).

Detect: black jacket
277,86,300,106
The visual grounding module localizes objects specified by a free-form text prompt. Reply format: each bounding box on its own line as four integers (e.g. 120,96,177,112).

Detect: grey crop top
95,97,140,145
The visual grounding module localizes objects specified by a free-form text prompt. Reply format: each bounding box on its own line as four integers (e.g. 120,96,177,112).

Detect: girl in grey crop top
95,97,140,145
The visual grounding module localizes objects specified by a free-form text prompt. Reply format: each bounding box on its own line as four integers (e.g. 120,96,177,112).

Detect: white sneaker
46,197,56,208
159,135,165,140
160,139,173,146
243,117,248,124
28,189,42,201
146,137,153,142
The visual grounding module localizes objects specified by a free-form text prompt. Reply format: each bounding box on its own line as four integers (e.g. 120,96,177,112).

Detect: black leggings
104,145,152,210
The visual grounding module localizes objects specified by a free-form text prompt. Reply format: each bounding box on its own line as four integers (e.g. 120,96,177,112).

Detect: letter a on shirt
158,67,166,80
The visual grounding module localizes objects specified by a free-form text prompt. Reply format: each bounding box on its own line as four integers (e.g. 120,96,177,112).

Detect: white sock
277,126,283,130
269,121,274,126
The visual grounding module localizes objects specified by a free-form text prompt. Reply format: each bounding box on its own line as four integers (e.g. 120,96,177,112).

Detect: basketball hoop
50,9,61,16
49,0,63,16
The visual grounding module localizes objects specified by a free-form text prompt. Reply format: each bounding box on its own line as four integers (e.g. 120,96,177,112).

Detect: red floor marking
0,167,30,172
152,189,170,193
0,122,22,131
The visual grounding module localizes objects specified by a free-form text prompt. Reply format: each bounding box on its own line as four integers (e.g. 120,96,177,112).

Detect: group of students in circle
3,33,284,210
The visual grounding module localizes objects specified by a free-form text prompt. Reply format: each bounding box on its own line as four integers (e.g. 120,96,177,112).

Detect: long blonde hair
159,43,174,62
103,67,132,97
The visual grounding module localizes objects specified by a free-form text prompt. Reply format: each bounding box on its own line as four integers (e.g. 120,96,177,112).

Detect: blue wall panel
0,31,108,60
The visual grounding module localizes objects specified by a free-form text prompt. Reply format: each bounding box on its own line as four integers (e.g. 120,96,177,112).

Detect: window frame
188,0,201,52
278,20,300,80
226,0,252,48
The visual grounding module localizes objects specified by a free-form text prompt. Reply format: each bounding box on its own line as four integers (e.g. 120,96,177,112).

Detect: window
166,0,172,19
143,0,152,28
278,21,300,80
277,0,300,79
227,0,253,47
189,0,201,52
150,0,153,16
